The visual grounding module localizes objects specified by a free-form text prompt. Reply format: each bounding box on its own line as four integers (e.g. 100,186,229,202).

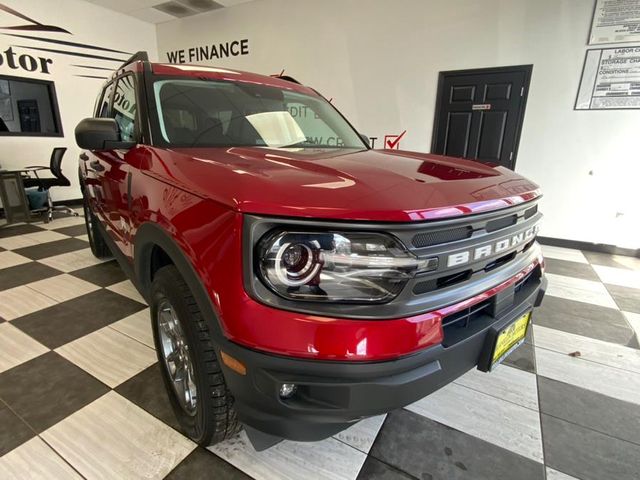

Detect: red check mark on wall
385,130,406,149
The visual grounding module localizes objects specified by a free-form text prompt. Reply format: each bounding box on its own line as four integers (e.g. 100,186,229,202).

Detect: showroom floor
0,214,639,480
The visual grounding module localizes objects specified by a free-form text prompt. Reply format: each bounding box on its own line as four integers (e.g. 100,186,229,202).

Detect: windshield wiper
278,140,312,148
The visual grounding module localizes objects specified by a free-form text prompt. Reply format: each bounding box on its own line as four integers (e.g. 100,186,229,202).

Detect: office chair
22,147,79,222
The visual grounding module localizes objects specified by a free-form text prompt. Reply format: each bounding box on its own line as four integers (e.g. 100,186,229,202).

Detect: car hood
140,146,540,222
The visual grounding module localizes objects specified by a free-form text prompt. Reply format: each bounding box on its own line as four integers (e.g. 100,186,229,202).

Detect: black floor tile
70,260,125,287
583,251,640,270
542,413,640,480
14,238,88,260
52,224,87,237
12,289,146,349
0,262,60,291
166,447,252,479
0,224,43,238
357,456,416,480
502,312,535,372
0,351,109,433
544,258,599,281
369,409,544,480
606,284,640,314
535,295,635,346
0,246,5,252
0,402,35,456
539,377,640,445
115,363,180,432
503,341,536,373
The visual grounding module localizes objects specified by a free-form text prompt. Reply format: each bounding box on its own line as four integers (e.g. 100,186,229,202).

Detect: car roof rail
270,70,302,85
121,51,149,69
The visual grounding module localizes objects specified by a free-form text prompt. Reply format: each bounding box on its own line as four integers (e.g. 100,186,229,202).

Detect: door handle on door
79,153,89,161
89,160,105,172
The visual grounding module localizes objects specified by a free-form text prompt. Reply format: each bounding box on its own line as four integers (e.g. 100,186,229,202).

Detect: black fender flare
134,222,226,342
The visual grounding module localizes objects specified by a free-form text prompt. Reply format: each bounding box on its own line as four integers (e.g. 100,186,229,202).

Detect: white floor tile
541,245,588,264
333,414,386,454
534,325,640,375
42,391,195,479
0,286,59,321
209,431,366,480
38,248,112,273
26,274,100,303
0,437,82,480
107,280,146,304
454,364,539,411
109,308,154,348
546,273,618,309
38,216,85,230
624,311,640,340
592,265,640,290
0,230,69,251
55,327,156,388
0,251,31,270
406,382,543,462
0,323,49,373
76,234,89,242
535,347,640,406
546,467,580,480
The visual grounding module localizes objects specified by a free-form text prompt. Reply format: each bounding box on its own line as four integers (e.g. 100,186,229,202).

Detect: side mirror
359,133,371,148
75,118,135,151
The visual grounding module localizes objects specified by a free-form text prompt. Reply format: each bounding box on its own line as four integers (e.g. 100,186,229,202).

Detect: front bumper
218,270,546,442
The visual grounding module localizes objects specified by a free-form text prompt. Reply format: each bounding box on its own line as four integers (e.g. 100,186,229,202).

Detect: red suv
76,52,546,450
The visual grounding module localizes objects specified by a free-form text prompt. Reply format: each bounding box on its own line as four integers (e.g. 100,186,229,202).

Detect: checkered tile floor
1,214,639,480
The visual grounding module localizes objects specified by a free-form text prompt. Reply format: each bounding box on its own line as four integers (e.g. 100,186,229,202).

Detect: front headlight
257,231,437,303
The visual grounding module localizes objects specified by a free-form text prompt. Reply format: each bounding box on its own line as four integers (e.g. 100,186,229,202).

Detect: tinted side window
113,76,137,142
96,82,114,118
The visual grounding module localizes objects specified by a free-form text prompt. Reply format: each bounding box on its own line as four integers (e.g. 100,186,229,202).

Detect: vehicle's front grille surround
405,200,542,303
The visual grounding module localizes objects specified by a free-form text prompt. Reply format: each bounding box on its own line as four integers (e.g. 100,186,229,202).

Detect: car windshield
152,79,366,149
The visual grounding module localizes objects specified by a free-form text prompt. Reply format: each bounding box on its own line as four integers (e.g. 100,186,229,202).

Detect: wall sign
384,130,406,150
166,39,249,64
589,0,640,45
575,46,640,110
0,2,134,80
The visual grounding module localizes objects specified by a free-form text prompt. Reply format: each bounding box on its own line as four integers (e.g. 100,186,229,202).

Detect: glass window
95,82,113,118
152,79,365,149
0,75,62,137
113,76,137,142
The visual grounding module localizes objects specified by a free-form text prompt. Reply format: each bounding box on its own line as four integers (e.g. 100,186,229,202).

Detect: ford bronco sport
75,52,546,450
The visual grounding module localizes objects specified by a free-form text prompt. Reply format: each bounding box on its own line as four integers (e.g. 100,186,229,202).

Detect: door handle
79,153,89,161
89,160,105,172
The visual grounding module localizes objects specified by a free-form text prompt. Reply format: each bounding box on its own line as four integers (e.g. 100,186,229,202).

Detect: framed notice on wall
589,0,640,45
575,46,640,110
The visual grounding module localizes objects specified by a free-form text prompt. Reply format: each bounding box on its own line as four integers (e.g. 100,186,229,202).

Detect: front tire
82,192,110,259
150,265,241,445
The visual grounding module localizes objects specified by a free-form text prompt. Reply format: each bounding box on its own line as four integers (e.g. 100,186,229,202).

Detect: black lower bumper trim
218,273,547,442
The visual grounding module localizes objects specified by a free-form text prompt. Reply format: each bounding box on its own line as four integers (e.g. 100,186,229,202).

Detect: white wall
0,0,157,201
156,0,640,249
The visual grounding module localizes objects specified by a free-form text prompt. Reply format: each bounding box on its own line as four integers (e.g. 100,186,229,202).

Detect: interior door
431,65,532,170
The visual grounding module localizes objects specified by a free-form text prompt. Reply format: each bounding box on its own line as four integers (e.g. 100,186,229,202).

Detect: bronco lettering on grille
446,224,539,268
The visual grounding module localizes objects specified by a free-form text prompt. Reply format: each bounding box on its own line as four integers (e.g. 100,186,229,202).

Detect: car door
99,74,142,258
82,81,114,225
